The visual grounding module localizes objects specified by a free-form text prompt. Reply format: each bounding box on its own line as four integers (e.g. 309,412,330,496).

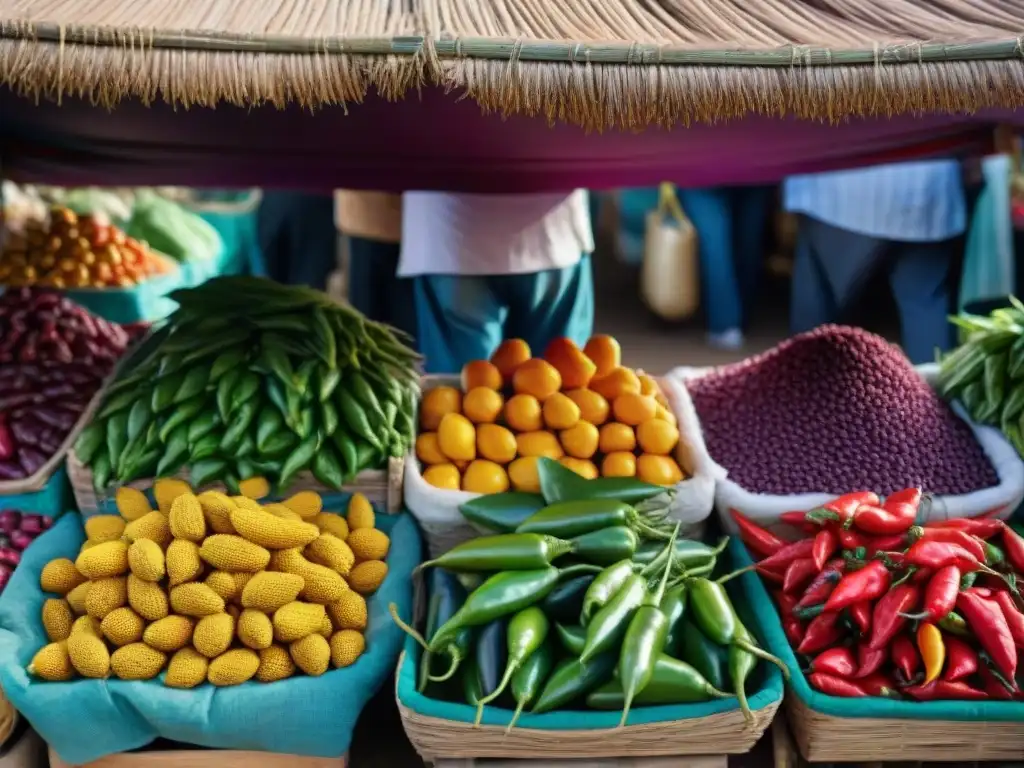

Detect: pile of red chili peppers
732,489,1024,700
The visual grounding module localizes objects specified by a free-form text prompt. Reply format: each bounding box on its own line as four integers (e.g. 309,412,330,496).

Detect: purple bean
17,447,48,477
10,530,34,551
18,515,45,536
0,548,21,568
0,461,24,481
0,511,22,534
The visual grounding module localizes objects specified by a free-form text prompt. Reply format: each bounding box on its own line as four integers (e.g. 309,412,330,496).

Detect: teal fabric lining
0,498,422,764
730,537,1024,721
0,466,69,516
396,546,784,729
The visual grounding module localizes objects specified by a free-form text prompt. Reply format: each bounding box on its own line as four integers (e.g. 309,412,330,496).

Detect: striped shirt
783,160,967,242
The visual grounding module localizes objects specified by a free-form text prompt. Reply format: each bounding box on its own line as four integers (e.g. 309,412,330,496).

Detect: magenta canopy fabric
0,88,1014,192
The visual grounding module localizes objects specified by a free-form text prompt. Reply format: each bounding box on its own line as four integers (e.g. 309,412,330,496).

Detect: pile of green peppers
393,462,787,729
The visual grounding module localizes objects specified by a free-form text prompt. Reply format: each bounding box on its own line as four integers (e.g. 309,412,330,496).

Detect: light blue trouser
677,186,772,333
790,214,956,364
412,256,595,374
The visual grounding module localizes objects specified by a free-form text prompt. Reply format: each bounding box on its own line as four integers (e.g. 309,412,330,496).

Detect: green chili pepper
616,524,678,726
531,652,617,714
581,560,636,625
418,533,573,573
475,606,550,723
554,623,586,655
474,616,508,703
507,641,554,732
960,571,978,591
338,394,384,452
460,492,547,533
729,628,758,723
536,457,669,504
541,574,595,623
518,500,668,540
454,573,485,593
579,573,647,664
462,654,484,707
677,619,730,692
427,627,473,684
938,611,971,637
659,583,689,657
984,541,1006,567
632,536,728,572
419,569,466,693
569,526,639,566
585,654,733,708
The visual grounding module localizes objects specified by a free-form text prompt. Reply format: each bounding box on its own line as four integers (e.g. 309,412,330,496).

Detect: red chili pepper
756,538,814,570
904,540,982,573
904,680,989,701
809,491,879,524
729,509,786,557
942,636,979,682
774,591,798,616
798,611,844,654
854,643,888,678
991,590,1024,649
978,663,1016,700
902,565,959,624
1001,525,1024,574
808,672,868,697
850,488,920,535
857,671,899,697
783,558,819,594
811,527,839,571
839,529,869,550
908,526,986,562
867,583,919,650
966,586,994,598
808,647,856,677
925,517,1004,539
825,561,892,613
865,533,909,556
783,618,805,646
795,560,844,611
891,634,920,680
848,601,872,635
755,566,785,585
956,591,1018,682
778,511,821,533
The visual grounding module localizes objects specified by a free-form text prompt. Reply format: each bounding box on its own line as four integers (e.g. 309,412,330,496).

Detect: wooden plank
434,758,727,767
48,747,346,768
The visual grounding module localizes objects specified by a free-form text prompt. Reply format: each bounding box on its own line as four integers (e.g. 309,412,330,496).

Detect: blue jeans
257,192,336,290
677,187,772,333
412,257,594,374
346,237,417,342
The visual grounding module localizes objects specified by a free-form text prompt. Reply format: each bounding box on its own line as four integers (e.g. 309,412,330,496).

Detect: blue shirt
783,160,967,242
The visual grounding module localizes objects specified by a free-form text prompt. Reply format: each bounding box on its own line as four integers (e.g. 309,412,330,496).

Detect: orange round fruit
504,394,543,432
543,337,597,390
508,456,541,492
461,360,503,392
589,367,641,400
512,358,562,401
602,452,637,478
415,433,447,465
559,421,599,459
612,393,659,426
516,431,564,459
565,388,610,426
422,464,461,490
463,387,504,424
477,423,517,464
542,392,581,430
560,456,599,480
438,412,476,462
655,403,678,426
636,419,680,455
637,454,684,485
637,372,660,397
584,335,621,376
462,460,510,494
599,422,636,454
420,386,462,430
490,339,531,380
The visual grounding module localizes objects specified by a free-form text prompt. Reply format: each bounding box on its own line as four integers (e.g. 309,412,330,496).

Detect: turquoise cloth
396,546,784,728
960,154,1014,311
199,210,265,278
413,257,595,374
731,537,1024,721
0,499,423,764
0,467,69,516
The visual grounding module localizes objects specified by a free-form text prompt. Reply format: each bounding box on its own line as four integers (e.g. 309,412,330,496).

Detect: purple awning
0,88,1014,191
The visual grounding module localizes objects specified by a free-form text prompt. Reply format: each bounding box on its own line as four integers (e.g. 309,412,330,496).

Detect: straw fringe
1,1,1024,128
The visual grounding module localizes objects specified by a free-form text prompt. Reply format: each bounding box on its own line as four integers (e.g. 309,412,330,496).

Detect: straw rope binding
1,1,1024,128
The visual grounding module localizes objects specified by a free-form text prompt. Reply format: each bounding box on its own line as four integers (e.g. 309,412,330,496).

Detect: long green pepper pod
474,606,550,725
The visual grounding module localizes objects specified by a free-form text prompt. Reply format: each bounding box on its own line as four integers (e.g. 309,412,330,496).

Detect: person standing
399,190,595,374
784,160,966,363
257,191,337,291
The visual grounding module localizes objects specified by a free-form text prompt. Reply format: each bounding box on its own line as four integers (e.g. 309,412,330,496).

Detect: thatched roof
1,0,1023,129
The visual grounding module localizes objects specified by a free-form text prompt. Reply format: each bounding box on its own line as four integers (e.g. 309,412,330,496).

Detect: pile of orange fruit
0,207,175,289
416,335,685,494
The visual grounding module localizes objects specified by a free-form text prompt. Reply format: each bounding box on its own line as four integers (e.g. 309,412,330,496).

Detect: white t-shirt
398,190,594,277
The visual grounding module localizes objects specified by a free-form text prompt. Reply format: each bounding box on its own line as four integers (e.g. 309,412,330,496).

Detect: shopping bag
640,183,699,321
960,154,1014,311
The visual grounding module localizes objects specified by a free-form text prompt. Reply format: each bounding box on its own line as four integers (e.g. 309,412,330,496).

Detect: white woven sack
667,363,1024,535
404,374,720,558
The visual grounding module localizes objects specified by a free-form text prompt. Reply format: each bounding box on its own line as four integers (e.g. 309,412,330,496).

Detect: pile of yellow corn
28,481,391,687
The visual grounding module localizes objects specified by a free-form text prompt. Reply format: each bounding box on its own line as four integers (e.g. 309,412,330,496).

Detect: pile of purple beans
0,510,53,592
688,325,999,496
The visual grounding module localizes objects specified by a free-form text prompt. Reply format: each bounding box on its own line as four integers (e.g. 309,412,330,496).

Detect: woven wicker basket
66,449,404,516
396,656,778,763
0,688,17,751
48,746,345,768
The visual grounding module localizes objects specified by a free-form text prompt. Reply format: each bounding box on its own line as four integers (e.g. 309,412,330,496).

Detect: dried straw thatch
1,0,1023,129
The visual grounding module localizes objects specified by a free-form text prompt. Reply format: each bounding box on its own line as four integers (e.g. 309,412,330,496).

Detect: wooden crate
434,758,727,767
48,746,346,768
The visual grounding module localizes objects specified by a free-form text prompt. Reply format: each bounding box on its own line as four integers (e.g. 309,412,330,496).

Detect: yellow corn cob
269,548,346,604
255,644,295,682
169,583,225,617
272,601,326,643
330,629,366,668
237,609,274,650
28,641,74,681
84,515,126,544
346,528,391,562
165,647,208,689
127,539,166,582
280,491,322,519
313,513,349,541
346,493,375,530
153,478,192,515
111,643,166,680
168,493,206,542
127,574,169,621
166,539,203,586
289,634,330,676
193,613,235,658
199,535,271,572
327,592,367,631
240,571,305,612
123,511,171,548
75,540,129,579
100,607,146,646
85,577,128,619
42,598,74,642
207,648,259,686
143,615,195,653
40,558,86,595
114,487,151,522
230,507,320,550
347,560,389,596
